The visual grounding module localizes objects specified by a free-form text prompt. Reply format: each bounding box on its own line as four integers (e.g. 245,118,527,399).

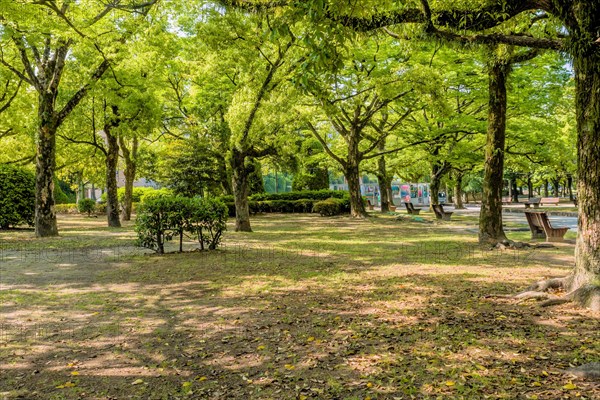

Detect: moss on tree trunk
479,59,508,245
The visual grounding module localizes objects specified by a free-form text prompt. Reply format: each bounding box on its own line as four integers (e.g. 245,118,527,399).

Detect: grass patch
0,212,597,399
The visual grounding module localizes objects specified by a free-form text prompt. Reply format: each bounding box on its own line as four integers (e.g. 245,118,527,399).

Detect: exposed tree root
512,276,600,311
514,291,560,302
565,362,600,380
524,277,569,292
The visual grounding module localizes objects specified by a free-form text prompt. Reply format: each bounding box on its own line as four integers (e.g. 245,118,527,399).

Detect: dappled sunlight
1,214,598,399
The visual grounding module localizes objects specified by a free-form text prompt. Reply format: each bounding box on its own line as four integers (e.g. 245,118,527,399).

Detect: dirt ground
1,212,598,399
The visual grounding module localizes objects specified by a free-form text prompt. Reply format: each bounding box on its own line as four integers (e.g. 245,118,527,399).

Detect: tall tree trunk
552,177,560,197
446,182,453,204
454,172,465,209
544,179,549,197
119,136,138,221
104,128,121,228
479,60,508,245
76,171,85,203
346,134,368,218
231,149,252,232
35,103,59,237
376,144,391,213
527,176,533,199
511,177,519,203
567,174,574,201
569,33,600,304
345,163,367,218
429,157,446,209
430,171,441,208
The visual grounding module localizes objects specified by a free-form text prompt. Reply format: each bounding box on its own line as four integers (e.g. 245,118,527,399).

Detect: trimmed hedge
0,165,35,228
249,189,347,202
220,190,351,217
223,197,351,217
313,198,347,216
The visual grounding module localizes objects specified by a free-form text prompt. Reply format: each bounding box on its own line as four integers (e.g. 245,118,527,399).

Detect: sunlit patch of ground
0,212,598,399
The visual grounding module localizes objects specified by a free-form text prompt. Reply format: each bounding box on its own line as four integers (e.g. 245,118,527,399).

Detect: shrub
54,179,71,204
249,190,348,202
135,195,227,254
0,165,35,228
186,197,228,250
55,203,79,214
313,198,346,216
94,202,107,215
77,198,97,216
140,188,173,204
222,194,352,216
118,187,155,203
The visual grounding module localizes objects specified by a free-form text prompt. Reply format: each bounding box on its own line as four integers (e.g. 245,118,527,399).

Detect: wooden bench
525,211,569,242
524,198,541,209
502,197,512,205
432,204,453,221
367,199,374,211
404,202,421,215
540,197,560,206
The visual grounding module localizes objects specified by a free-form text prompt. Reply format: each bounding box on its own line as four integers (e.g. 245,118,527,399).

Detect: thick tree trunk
552,177,560,197
231,149,252,232
376,146,391,213
346,135,368,218
35,116,59,237
570,39,600,300
119,136,138,221
479,60,508,245
454,172,465,209
104,127,121,228
345,163,368,218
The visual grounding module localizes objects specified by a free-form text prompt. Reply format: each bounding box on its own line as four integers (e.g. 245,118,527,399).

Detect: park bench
524,198,541,209
524,211,569,242
540,197,560,206
432,204,453,221
404,202,421,215
367,199,374,210
502,197,512,205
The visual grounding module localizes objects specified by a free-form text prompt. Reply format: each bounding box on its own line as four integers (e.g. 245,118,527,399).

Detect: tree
0,165,35,229
301,36,431,217
0,0,157,236
314,0,599,308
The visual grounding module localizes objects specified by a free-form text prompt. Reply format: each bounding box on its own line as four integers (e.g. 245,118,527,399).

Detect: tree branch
305,121,345,167
56,59,111,126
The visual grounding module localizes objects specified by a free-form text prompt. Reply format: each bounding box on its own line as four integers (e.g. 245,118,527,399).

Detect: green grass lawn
0,212,597,399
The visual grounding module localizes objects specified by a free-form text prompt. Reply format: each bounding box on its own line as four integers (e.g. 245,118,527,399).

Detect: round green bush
313,198,346,216
77,198,96,216
0,165,35,228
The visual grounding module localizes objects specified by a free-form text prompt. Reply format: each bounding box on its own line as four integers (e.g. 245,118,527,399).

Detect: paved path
448,205,579,232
